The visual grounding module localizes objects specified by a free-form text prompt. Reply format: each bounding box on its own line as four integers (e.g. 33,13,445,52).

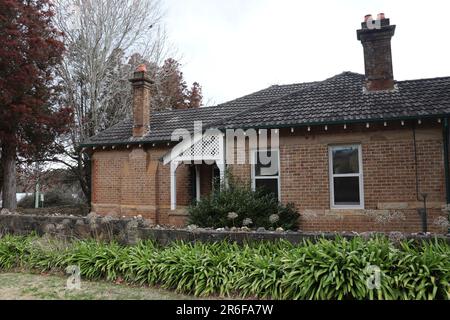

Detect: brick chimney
129,64,153,137
357,13,396,91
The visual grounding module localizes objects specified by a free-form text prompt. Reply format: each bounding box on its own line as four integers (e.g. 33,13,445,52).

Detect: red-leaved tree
0,0,71,210
156,58,203,110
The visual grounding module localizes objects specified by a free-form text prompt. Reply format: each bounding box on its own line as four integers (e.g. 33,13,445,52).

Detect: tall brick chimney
129,64,153,137
357,13,396,91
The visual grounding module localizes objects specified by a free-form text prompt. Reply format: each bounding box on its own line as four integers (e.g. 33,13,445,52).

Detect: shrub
18,189,81,208
0,235,31,269
0,235,448,300
187,177,300,230
17,195,36,208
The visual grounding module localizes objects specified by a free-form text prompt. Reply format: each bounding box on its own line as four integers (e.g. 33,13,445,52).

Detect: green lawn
0,272,201,300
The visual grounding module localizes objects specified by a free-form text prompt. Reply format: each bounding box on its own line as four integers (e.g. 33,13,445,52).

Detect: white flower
227,212,238,220
242,218,253,226
433,216,450,228
269,214,280,224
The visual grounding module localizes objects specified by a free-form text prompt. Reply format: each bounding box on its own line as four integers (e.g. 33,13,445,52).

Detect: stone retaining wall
0,213,448,245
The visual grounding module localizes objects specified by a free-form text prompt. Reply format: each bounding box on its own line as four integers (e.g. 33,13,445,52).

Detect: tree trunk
76,149,91,207
1,144,17,210
0,161,3,199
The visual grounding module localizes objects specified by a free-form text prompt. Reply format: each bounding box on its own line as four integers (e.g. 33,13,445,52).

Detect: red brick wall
91,146,193,226
91,122,448,233
226,123,447,233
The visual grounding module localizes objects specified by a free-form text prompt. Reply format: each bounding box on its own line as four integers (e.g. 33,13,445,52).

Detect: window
329,145,364,209
252,149,280,200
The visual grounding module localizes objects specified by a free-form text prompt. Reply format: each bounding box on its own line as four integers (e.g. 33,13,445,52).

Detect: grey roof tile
81,82,315,146
82,72,450,146
220,72,450,129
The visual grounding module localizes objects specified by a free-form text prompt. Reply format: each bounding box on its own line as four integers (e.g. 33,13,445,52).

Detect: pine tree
187,82,203,109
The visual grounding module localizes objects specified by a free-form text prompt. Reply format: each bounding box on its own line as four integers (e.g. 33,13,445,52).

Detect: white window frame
251,149,281,201
328,144,364,209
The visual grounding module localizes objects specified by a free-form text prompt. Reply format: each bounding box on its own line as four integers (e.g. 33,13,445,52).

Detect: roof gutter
219,114,450,132
79,139,172,148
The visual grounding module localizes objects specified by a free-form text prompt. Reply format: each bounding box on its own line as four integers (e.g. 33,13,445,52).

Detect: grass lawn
0,272,201,300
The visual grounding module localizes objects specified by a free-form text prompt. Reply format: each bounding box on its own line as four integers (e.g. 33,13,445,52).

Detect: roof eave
80,113,450,148
218,113,450,131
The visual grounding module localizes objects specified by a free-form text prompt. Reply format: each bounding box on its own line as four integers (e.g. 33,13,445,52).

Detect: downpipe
443,118,450,234
412,125,429,233
418,193,428,233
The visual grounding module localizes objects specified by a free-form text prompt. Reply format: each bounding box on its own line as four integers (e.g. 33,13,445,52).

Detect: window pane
255,150,279,176
333,176,360,205
255,179,278,199
332,146,359,174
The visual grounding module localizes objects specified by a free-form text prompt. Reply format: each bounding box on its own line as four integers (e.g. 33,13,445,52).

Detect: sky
164,0,450,106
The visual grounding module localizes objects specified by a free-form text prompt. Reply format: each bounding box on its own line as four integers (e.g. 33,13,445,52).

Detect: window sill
330,205,365,210
325,208,366,217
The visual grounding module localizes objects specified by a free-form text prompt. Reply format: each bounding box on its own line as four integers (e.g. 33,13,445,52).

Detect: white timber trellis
163,133,225,210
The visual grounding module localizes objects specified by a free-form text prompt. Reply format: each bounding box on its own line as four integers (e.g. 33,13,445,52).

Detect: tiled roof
81,82,316,146
82,72,450,146
218,72,450,129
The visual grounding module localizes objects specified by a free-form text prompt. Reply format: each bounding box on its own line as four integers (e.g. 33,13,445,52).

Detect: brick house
82,15,450,233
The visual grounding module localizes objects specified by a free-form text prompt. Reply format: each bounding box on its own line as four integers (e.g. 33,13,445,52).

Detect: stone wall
0,213,146,245
0,213,448,246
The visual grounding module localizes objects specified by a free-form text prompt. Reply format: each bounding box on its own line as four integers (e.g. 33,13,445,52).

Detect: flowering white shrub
242,218,253,226
269,214,280,224
227,212,238,220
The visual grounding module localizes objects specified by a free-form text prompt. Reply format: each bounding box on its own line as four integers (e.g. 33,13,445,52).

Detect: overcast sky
164,0,450,106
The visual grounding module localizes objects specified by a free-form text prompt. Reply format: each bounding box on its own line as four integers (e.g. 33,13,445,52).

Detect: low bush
18,189,81,208
187,177,300,230
0,235,448,300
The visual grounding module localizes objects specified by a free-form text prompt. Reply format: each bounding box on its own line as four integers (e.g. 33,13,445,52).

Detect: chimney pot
364,14,372,22
136,64,147,72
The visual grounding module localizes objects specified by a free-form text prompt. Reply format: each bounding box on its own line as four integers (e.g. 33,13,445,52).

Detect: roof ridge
208,72,352,129
269,80,320,88
397,75,450,83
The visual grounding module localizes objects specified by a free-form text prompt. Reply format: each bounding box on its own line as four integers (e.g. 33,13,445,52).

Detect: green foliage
0,235,448,300
17,195,35,208
63,240,128,281
187,177,300,230
0,235,31,269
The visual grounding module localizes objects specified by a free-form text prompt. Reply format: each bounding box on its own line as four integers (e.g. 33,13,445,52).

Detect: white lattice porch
163,133,225,210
